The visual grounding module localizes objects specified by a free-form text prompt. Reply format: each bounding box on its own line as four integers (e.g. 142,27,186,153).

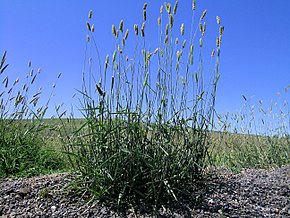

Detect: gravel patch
0,165,289,217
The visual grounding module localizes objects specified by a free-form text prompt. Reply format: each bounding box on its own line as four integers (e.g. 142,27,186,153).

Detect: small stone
208,198,214,204
17,187,31,197
51,205,57,212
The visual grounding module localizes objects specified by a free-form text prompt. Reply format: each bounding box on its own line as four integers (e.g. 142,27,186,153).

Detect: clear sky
1,0,290,120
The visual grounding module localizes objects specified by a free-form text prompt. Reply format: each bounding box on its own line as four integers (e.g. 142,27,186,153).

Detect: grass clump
61,1,223,208
0,51,66,178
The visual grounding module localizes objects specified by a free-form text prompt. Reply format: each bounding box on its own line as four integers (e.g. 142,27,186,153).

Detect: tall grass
0,51,65,178
211,89,290,171
61,1,223,207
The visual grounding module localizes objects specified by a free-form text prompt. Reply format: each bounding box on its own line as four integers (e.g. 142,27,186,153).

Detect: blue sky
1,0,290,120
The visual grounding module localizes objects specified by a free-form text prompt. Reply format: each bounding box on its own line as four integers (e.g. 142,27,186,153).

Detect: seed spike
169,14,174,28
119,20,124,33
200,9,207,21
143,10,147,21
165,24,169,35
124,29,129,40
182,39,186,48
165,3,171,14
192,0,196,10
112,24,117,36
164,35,168,44
160,5,163,14
88,10,93,19
219,26,225,36
216,36,221,47
216,16,221,25
86,22,91,31
180,23,184,35
141,22,145,37
134,24,139,36
173,0,178,14
96,84,105,97
202,22,206,36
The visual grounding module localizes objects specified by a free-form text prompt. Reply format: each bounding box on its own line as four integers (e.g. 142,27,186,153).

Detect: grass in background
211,89,290,172
59,1,223,208
0,51,66,178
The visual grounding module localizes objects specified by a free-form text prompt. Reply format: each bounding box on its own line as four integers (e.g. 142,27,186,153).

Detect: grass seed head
88,10,92,19
3,76,8,88
119,20,124,33
180,23,184,35
134,24,139,36
173,0,178,14
143,10,147,21
112,50,117,63
147,52,152,61
105,55,109,69
219,26,225,36
124,29,129,40
165,3,171,14
200,9,207,21
216,37,220,47
153,48,159,54
199,38,203,47
192,0,196,10
175,37,179,44
202,22,206,36
118,45,123,54
112,24,117,36
86,22,91,31
96,84,105,97
169,14,174,28
165,24,169,35
158,16,161,25
164,35,168,44
13,78,19,86
216,16,221,25
160,5,163,14
141,22,145,37
182,39,186,48
176,50,182,61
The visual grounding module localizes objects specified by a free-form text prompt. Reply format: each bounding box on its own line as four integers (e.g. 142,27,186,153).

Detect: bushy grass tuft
60,1,223,207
